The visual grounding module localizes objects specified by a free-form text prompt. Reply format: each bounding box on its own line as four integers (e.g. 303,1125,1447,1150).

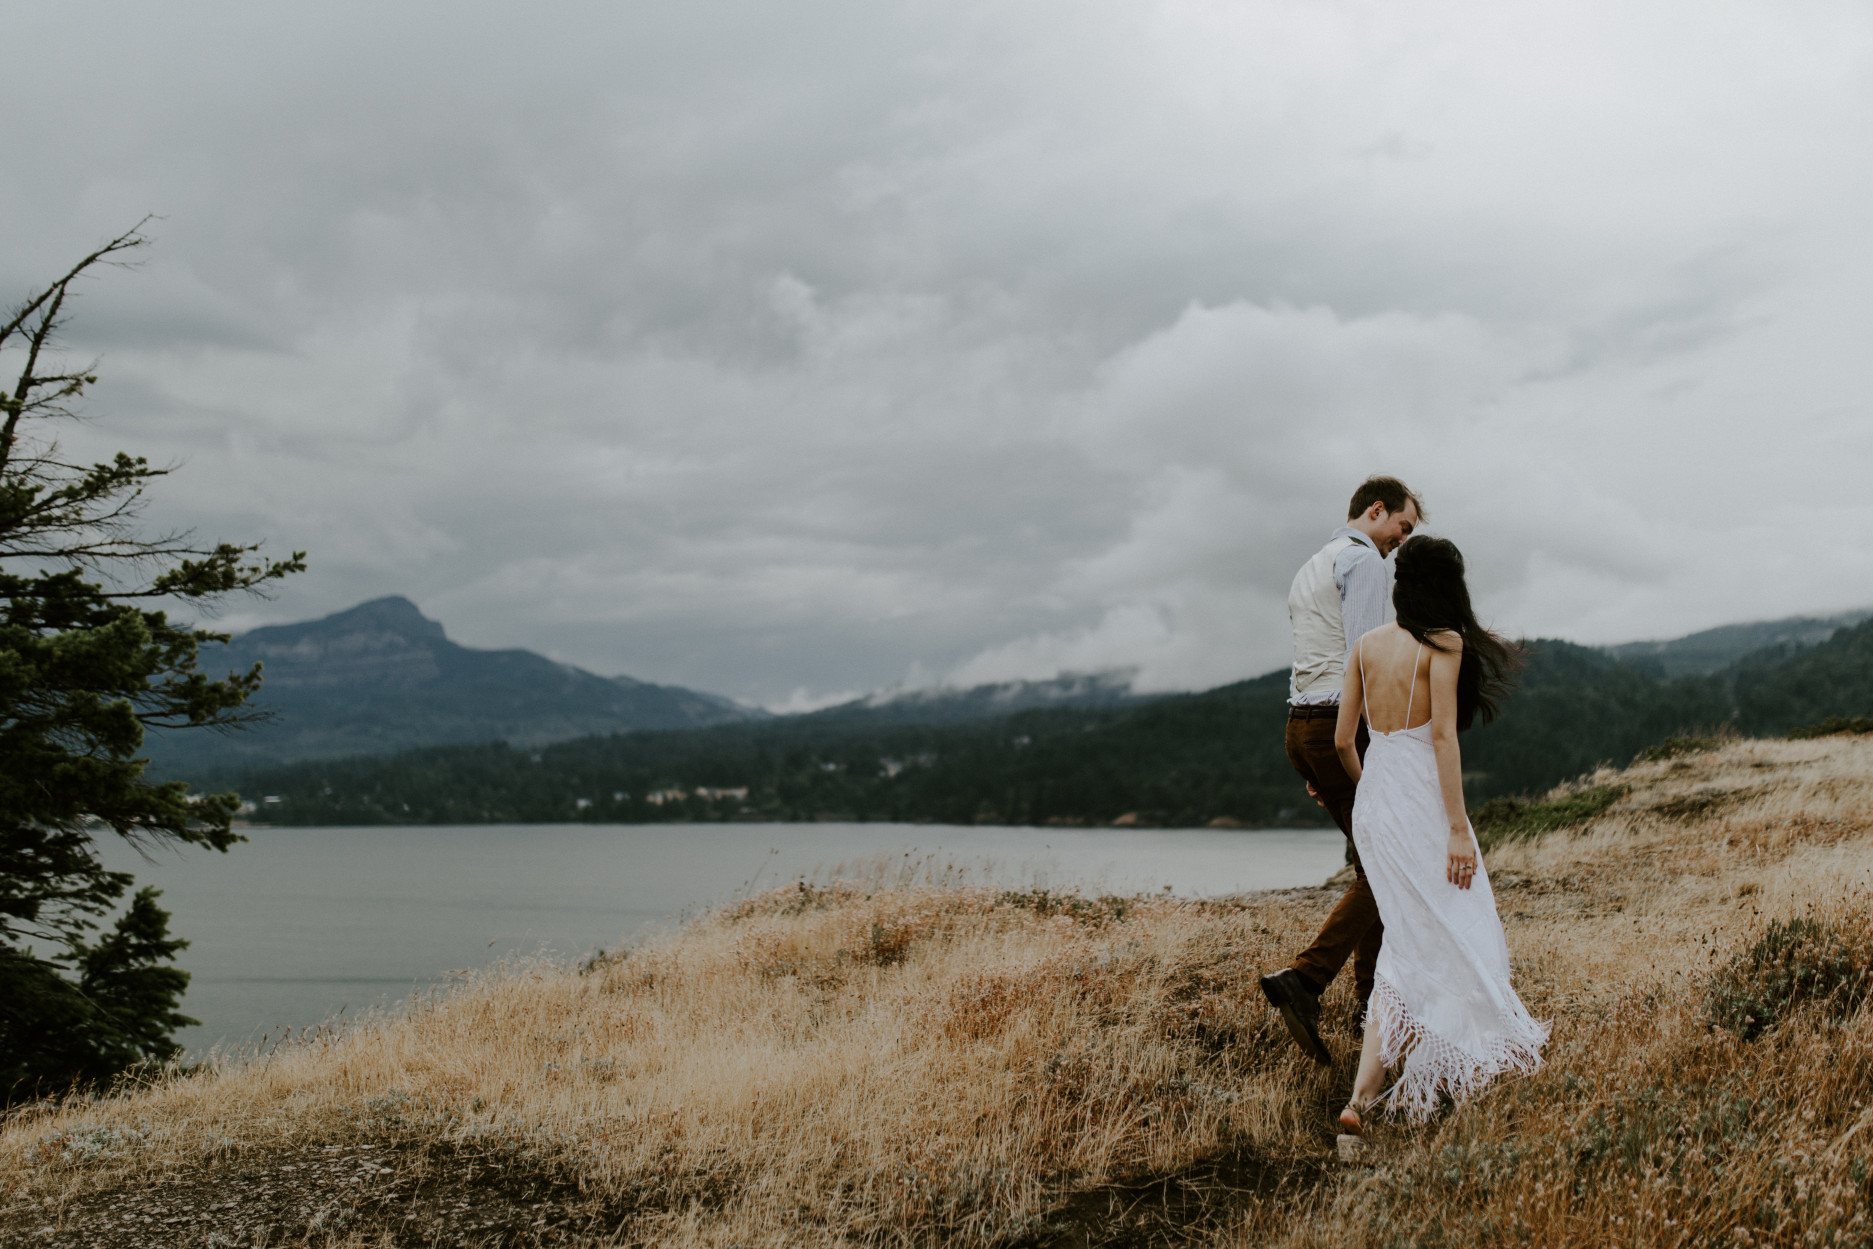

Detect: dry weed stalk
3,735,1873,1246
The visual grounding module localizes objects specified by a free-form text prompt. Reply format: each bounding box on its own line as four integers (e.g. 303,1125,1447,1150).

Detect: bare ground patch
3,1138,617,1248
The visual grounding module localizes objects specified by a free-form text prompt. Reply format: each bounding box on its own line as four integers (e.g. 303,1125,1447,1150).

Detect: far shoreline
227,817,1340,832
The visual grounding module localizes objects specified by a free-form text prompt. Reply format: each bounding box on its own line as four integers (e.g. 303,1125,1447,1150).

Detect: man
1260,475,1423,1064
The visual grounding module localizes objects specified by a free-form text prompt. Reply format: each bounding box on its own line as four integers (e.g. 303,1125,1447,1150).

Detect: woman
1333,535,1547,1130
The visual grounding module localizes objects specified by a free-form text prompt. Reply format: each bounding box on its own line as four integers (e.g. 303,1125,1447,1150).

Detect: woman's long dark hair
1391,535,1522,730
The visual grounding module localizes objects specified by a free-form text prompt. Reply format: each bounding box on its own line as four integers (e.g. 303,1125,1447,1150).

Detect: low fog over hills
239,610,1873,829
1603,609,1873,678
148,598,1873,792
145,595,1873,825
147,598,1158,783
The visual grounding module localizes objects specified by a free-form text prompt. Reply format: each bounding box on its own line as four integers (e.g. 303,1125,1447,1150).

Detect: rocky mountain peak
293,596,448,644
226,596,447,689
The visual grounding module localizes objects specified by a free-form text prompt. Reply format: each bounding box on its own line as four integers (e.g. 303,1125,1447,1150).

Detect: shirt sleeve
1335,544,1391,662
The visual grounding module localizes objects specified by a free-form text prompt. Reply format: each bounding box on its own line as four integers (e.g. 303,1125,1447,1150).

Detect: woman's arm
1334,639,1364,784
1428,632,1479,890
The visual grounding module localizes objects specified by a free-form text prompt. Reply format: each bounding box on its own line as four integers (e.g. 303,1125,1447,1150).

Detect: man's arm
1334,642,1365,783
1337,544,1390,660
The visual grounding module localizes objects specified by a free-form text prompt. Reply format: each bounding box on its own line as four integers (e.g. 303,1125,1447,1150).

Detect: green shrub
1634,733,1729,762
1472,785,1626,850
996,889,1132,924
1708,916,1873,1040
1788,716,1873,740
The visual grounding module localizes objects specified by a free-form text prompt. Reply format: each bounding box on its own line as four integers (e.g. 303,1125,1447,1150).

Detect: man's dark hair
1347,475,1425,522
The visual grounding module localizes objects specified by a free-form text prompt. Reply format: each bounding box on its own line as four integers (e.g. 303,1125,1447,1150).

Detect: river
98,822,1346,1055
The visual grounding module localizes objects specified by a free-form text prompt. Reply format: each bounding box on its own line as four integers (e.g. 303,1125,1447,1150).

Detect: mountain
236,618,1873,829
143,596,765,782
1602,609,1873,677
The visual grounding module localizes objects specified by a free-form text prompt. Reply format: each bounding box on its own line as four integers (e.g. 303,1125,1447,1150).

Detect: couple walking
1259,476,1547,1131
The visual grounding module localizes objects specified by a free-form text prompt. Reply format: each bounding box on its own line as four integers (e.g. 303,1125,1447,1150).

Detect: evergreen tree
0,224,303,1100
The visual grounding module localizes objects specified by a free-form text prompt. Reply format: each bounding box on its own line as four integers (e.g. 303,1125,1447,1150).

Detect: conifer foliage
0,225,304,1098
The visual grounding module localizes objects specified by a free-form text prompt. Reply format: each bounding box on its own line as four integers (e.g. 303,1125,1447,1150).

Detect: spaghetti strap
1358,638,1370,725
1404,642,1424,727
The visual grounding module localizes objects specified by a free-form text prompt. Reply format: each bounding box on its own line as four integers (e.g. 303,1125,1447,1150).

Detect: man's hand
1447,830,1477,890
1306,781,1327,809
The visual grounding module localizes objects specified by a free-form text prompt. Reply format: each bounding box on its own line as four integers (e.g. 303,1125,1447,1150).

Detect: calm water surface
100,823,1345,1054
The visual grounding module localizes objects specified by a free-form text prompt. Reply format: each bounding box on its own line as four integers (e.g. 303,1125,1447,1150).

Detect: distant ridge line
142,595,766,783
1601,608,1873,678
150,597,1873,785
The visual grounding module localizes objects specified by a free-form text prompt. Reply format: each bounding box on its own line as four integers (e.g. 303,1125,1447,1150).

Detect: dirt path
4,1140,612,1248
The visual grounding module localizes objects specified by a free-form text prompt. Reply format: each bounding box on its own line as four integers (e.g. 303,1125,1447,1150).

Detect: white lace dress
1353,648,1548,1120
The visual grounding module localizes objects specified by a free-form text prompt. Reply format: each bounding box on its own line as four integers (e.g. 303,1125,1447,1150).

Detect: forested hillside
239,670,1292,828
1602,608,1871,677
1732,615,1873,733
237,620,1873,828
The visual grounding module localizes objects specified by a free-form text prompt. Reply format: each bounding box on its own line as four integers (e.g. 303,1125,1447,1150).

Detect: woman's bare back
1356,623,1440,734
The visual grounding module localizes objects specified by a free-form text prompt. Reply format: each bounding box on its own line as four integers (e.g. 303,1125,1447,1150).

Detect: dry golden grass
6,733,1873,1247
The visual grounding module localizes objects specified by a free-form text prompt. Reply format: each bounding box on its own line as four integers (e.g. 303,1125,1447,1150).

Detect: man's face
1370,500,1418,555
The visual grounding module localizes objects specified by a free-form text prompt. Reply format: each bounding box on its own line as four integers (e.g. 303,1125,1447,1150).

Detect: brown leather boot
1260,968,1330,1065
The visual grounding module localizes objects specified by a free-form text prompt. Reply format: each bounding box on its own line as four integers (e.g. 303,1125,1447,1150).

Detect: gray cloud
5,0,1871,705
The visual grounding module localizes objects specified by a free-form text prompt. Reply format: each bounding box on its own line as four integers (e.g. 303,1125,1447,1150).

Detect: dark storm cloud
4,0,1870,705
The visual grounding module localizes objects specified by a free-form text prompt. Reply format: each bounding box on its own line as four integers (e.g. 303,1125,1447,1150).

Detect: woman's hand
1447,830,1477,890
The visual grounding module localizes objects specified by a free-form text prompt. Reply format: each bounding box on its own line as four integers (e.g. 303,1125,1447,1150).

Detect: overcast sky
5,1,1870,708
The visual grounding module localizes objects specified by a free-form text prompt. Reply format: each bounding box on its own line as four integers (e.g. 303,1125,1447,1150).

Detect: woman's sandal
1337,1099,1371,1136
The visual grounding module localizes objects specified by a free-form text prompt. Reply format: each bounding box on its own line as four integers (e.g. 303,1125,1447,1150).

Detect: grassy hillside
10,734,1873,1246
229,622,1873,827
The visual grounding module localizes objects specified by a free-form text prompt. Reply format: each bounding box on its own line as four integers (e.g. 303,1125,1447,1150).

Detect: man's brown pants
1284,710,1380,1006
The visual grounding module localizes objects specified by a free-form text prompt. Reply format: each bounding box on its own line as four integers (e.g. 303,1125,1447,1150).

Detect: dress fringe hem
1368,976,1550,1122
